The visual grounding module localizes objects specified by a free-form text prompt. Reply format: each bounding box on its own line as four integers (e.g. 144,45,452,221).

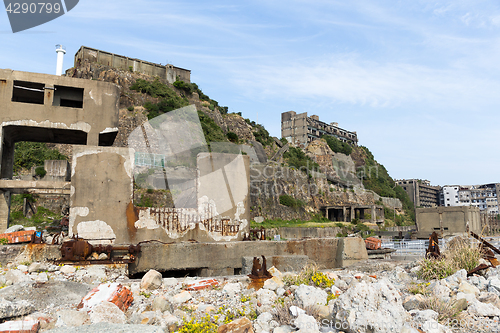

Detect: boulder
256,289,277,306
60,265,76,274
55,309,90,327
89,301,126,324
218,316,254,333
295,285,327,307
171,291,192,304
333,279,409,332
403,294,426,311
140,270,162,290
468,299,500,317
458,281,479,296
223,283,241,296
293,313,319,333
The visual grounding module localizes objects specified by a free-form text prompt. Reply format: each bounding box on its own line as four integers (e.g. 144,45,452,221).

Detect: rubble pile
1,258,500,332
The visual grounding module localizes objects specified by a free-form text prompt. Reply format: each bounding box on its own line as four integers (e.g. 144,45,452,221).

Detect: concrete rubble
0,259,500,332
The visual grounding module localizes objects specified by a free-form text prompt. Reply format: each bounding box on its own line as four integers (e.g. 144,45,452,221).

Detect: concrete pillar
0,191,10,232
342,207,347,222
371,206,376,223
350,206,354,222
0,138,14,179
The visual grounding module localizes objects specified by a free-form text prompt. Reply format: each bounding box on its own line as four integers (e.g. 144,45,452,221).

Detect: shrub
14,142,67,172
35,166,46,178
417,258,456,280
178,314,217,333
226,132,238,143
127,105,134,111
417,239,482,280
323,135,352,155
279,195,304,209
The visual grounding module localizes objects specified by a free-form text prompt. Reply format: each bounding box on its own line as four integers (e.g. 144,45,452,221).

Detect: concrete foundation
0,236,368,276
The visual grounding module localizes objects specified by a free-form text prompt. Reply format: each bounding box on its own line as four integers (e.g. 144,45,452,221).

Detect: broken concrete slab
0,319,39,333
0,298,34,320
0,281,92,313
78,283,133,312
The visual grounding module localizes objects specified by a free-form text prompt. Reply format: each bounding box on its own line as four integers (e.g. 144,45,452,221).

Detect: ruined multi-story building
396,179,441,208
281,111,357,147
442,183,500,215
74,46,191,84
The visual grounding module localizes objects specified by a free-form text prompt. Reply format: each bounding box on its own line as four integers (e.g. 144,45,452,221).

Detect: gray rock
409,309,438,322
55,309,90,327
469,275,487,291
5,270,30,284
223,282,241,296
162,277,177,287
458,281,479,295
295,284,327,307
60,265,76,274
141,270,162,290
171,291,191,304
254,216,264,223
478,292,500,309
333,279,409,332
152,296,171,313
256,288,277,306
0,298,34,319
488,277,500,295
468,299,500,317
403,294,426,311
454,298,468,311
28,262,47,273
4,225,24,233
89,301,126,324
294,313,319,332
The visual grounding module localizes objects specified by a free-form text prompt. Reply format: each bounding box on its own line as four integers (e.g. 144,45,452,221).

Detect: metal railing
382,236,500,256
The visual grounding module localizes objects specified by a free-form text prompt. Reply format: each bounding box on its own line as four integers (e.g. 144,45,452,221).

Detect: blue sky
2,0,500,186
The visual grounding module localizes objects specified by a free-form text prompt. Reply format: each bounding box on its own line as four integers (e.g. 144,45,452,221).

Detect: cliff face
62,60,404,223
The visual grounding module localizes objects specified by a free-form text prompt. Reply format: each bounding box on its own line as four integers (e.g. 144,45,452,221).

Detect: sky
1,0,500,186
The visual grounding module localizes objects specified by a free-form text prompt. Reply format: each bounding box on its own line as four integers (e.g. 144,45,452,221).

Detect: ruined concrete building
281,111,358,147
396,179,441,208
74,46,191,84
0,69,250,244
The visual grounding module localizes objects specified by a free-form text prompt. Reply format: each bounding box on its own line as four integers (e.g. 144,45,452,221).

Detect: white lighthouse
55,44,66,76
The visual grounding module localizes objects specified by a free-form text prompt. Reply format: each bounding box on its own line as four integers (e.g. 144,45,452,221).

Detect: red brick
185,279,219,291
0,319,39,333
78,283,133,312
0,230,35,244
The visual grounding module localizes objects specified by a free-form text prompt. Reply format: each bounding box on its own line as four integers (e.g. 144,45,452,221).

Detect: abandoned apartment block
74,46,191,84
281,111,358,147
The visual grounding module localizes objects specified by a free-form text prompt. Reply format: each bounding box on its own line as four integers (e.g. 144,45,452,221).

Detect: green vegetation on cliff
323,135,352,155
283,147,319,174
357,146,415,224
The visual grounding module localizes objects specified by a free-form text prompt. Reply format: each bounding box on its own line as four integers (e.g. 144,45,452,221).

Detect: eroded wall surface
71,146,250,244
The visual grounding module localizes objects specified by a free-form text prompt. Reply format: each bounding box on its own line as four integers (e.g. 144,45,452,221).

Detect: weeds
407,282,430,295
283,263,334,288
417,236,482,280
420,298,463,324
272,299,319,326
178,314,217,333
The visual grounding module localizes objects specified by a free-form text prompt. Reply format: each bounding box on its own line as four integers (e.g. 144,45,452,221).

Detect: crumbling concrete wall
69,146,133,244
71,146,250,244
415,206,481,238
